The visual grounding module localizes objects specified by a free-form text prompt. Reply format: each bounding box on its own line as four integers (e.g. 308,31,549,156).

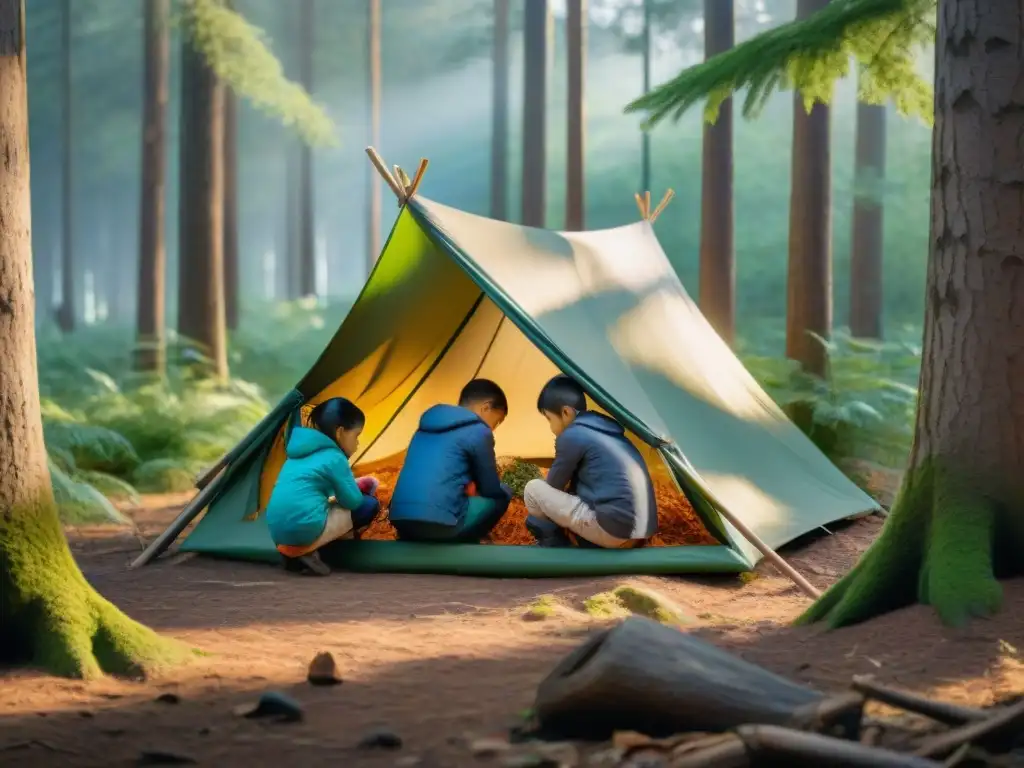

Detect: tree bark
366,0,382,271
564,0,586,231
490,0,509,221
848,100,887,339
786,0,833,377
222,23,239,330
640,0,651,193
800,0,1024,629
698,0,735,345
0,0,177,677
56,0,74,333
136,0,169,373
177,34,228,381
521,0,549,228
297,0,316,298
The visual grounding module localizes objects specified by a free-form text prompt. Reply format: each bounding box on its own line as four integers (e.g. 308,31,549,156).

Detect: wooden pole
366,0,382,270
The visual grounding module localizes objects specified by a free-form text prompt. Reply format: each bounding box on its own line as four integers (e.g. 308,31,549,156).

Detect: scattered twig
738,724,943,767
852,676,986,726
914,698,1024,759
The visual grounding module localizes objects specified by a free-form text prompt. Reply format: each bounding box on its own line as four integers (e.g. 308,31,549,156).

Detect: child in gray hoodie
524,375,658,548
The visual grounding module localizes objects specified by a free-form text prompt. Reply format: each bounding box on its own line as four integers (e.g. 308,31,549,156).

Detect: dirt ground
2,477,1024,767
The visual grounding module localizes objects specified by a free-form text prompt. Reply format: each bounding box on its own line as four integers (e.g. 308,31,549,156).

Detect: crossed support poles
365,146,429,207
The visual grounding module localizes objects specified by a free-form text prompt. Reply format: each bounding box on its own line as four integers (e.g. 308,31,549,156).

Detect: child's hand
356,476,380,496
465,482,478,497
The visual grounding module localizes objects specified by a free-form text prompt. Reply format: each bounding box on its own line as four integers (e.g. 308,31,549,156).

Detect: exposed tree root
1,498,184,678
798,463,1011,629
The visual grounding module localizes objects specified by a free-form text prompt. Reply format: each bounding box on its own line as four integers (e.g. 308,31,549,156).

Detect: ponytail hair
309,397,365,437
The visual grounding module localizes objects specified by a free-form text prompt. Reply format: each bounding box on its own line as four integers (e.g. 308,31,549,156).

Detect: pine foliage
626,0,935,126
182,0,336,145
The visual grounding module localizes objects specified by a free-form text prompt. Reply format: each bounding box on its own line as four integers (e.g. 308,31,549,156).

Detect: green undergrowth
34,302,919,523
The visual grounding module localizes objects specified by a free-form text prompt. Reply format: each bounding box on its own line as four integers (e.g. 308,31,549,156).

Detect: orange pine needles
358,460,717,547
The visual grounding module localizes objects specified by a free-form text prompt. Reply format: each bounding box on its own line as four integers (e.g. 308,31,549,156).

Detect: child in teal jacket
264,398,379,575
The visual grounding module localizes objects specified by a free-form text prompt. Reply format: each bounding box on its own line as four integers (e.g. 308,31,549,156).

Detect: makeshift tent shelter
135,153,878,580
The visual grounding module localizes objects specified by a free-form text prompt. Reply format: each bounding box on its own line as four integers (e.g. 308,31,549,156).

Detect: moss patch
1,495,187,678
584,584,691,626
523,594,571,621
798,461,1016,629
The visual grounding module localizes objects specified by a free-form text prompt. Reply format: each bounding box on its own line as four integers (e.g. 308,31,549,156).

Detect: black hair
309,397,365,436
537,375,587,414
458,378,508,414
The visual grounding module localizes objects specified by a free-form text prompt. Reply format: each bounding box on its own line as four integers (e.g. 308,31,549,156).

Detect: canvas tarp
179,197,877,571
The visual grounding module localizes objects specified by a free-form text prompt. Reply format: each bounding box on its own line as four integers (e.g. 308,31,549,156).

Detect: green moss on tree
797,462,1009,629
0,495,184,678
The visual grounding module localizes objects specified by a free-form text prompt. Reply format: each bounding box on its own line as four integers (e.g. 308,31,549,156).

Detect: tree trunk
297,0,316,298
640,0,651,193
0,0,178,677
366,0,382,271
222,16,239,331
785,0,833,377
800,0,1024,629
137,0,169,374
564,0,586,231
56,0,74,333
698,0,735,345
848,100,886,339
521,0,549,228
177,35,228,381
490,0,509,221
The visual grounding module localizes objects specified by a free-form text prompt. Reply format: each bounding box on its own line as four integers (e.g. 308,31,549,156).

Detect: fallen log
534,617,842,739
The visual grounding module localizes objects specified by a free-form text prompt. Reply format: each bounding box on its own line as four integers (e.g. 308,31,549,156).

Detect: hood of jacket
417,404,485,434
285,426,342,459
572,411,626,437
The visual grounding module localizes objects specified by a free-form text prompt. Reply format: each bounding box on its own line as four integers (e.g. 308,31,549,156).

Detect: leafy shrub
133,458,204,494
501,459,544,498
43,421,140,475
49,459,129,526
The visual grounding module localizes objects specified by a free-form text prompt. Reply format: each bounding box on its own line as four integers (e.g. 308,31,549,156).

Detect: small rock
358,728,403,750
585,748,623,766
101,728,126,738
232,691,303,722
394,757,422,767
138,750,197,765
471,738,513,757
197,727,211,737
307,651,343,686
78,710,94,718
155,693,181,705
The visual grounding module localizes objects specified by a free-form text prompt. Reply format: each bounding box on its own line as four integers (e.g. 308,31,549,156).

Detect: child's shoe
525,516,572,547
284,550,331,576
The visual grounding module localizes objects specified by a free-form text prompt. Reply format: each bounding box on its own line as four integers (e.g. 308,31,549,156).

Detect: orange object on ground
358,458,718,547
277,543,317,558
465,482,478,497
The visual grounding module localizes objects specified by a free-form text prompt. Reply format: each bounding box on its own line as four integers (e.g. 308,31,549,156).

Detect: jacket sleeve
546,430,585,491
325,454,365,511
467,427,505,499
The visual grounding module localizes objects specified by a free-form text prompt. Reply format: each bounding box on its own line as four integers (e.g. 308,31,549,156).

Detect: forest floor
2,467,1024,767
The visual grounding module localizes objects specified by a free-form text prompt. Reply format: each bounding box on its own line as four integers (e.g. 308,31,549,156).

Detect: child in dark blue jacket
389,379,513,543
524,375,658,548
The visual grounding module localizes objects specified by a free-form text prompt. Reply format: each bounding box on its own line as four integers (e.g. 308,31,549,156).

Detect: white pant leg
523,479,627,549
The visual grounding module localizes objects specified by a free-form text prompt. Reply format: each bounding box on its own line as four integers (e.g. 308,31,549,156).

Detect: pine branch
625,0,935,127
183,0,336,146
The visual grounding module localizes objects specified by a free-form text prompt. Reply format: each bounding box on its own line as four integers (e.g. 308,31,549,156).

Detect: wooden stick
668,733,750,767
406,158,429,200
851,676,986,726
365,146,405,202
791,691,865,739
649,188,676,223
634,192,648,220
914,698,1024,759
393,165,412,191
644,190,651,219
737,725,943,767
